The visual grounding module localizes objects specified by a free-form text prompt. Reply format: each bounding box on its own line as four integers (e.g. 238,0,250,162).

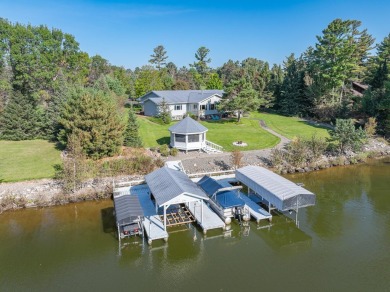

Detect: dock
188,201,225,234
238,193,272,223
124,184,169,244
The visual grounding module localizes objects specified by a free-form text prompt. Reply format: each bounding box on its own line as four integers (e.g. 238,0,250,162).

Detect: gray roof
145,167,209,206
168,116,208,134
235,166,315,211
140,90,223,104
113,193,144,225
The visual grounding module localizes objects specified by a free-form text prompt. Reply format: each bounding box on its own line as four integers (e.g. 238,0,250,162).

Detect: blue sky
1,0,389,69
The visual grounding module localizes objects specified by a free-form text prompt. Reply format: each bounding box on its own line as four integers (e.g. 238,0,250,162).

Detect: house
139,90,224,120
351,81,368,97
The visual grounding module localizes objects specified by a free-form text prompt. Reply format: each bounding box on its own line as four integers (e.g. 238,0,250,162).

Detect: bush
330,119,366,153
306,133,328,160
270,148,285,167
286,137,309,168
231,149,244,169
170,147,179,156
159,145,169,157
365,117,377,137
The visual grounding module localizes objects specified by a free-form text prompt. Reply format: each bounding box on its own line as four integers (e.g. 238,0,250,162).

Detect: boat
197,175,250,224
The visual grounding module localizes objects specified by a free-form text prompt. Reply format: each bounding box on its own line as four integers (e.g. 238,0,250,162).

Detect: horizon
1,0,389,69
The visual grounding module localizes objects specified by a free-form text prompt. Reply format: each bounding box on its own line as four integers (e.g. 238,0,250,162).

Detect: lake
1,158,389,291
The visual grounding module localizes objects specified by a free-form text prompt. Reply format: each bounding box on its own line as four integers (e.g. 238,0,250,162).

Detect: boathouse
235,166,316,212
145,167,210,231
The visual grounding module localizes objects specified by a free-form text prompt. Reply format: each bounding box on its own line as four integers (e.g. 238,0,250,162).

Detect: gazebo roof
168,116,208,134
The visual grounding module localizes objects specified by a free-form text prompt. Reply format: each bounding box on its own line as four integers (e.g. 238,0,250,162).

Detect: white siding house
139,90,224,120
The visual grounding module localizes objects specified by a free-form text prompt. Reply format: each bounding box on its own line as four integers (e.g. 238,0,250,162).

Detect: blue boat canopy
198,176,245,208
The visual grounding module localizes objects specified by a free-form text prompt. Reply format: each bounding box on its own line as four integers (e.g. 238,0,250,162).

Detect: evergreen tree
0,91,41,140
191,46,211,76
218,79,261,122
330,119,366,153
58,87,125,159
149,45,168,70
124,108,143,147
158,98,171,124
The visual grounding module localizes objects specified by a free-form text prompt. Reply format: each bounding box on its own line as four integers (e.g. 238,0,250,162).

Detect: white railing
205,140,223,152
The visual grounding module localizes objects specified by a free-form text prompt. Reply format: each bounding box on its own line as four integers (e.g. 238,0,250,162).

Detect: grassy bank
138,115,280,151
250,112,331,139
0,140,61,182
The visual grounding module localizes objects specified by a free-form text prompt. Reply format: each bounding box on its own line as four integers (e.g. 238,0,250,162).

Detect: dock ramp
188,201,225,234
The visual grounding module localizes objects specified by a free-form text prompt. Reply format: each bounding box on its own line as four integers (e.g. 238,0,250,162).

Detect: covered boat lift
235,166,315,225
145,167,225,234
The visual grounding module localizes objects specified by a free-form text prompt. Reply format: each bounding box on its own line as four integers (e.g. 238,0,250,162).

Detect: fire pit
232,141,248,147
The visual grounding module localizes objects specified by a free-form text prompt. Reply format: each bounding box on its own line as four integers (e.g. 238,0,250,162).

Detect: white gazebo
168,116,208,152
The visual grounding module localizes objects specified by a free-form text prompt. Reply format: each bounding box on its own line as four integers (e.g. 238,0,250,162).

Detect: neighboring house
139,90,224,120
351,81,368,97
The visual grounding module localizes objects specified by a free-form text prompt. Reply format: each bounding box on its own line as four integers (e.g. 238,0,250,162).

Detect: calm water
1,158,389,291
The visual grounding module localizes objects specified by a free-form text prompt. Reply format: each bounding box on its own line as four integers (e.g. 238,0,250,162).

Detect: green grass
0,140,61,182
138,115,280,151
249,112,331,139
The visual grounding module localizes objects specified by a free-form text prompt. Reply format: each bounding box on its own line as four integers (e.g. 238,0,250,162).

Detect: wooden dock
188,201,225,234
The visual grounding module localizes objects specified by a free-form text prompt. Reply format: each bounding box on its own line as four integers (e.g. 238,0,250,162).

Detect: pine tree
0,91,41,140
58,87,125,159
149,45,168,70
124,108,143,147
158,98,172,124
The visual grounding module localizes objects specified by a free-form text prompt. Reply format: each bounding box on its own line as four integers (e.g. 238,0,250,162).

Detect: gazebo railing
205,140,223,152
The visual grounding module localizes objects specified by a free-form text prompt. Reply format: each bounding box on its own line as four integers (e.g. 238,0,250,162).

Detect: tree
205,73,223,89
157,98,171,124
134,67,164,97
308,19,373,104
191,46,211,75
330,119,366,153
0,91,42,140
149,45,168,70
278,54,310,115
124,108,143,147
218,79,261,122
58,87,125,159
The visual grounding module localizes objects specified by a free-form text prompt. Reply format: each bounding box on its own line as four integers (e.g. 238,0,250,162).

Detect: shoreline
1,141,389,214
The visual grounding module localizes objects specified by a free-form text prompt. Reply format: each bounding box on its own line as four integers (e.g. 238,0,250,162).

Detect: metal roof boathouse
235,166,315,221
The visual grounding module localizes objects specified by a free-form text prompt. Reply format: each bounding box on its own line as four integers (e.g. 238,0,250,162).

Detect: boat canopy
235,166,315,211
113,193,144,226
198,176,245,208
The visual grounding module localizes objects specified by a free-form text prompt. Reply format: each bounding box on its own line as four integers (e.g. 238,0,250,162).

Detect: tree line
0,17,389,161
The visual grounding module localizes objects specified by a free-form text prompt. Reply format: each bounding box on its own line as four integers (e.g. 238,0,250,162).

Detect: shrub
306,133,328,160
270,148,285,167
330,119,366,153
286,137,309,167
170,147,179,156
159,145,169,157
365,117,377,138
231,149,244,169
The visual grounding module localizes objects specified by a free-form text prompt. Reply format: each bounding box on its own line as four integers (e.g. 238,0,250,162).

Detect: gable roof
145,167,208,206
140,90,224,104
168,116,208,134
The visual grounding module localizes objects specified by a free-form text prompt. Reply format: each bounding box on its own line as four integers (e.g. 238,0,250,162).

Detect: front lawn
138,115,280,151
0,140,62,182
249,112,331,139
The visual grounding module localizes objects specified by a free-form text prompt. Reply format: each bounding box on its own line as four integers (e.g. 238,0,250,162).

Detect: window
174,104,182,111
209,103,215,110
175,134,185,143
193,104,198,110
188,134,199,143
200,104,206,110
